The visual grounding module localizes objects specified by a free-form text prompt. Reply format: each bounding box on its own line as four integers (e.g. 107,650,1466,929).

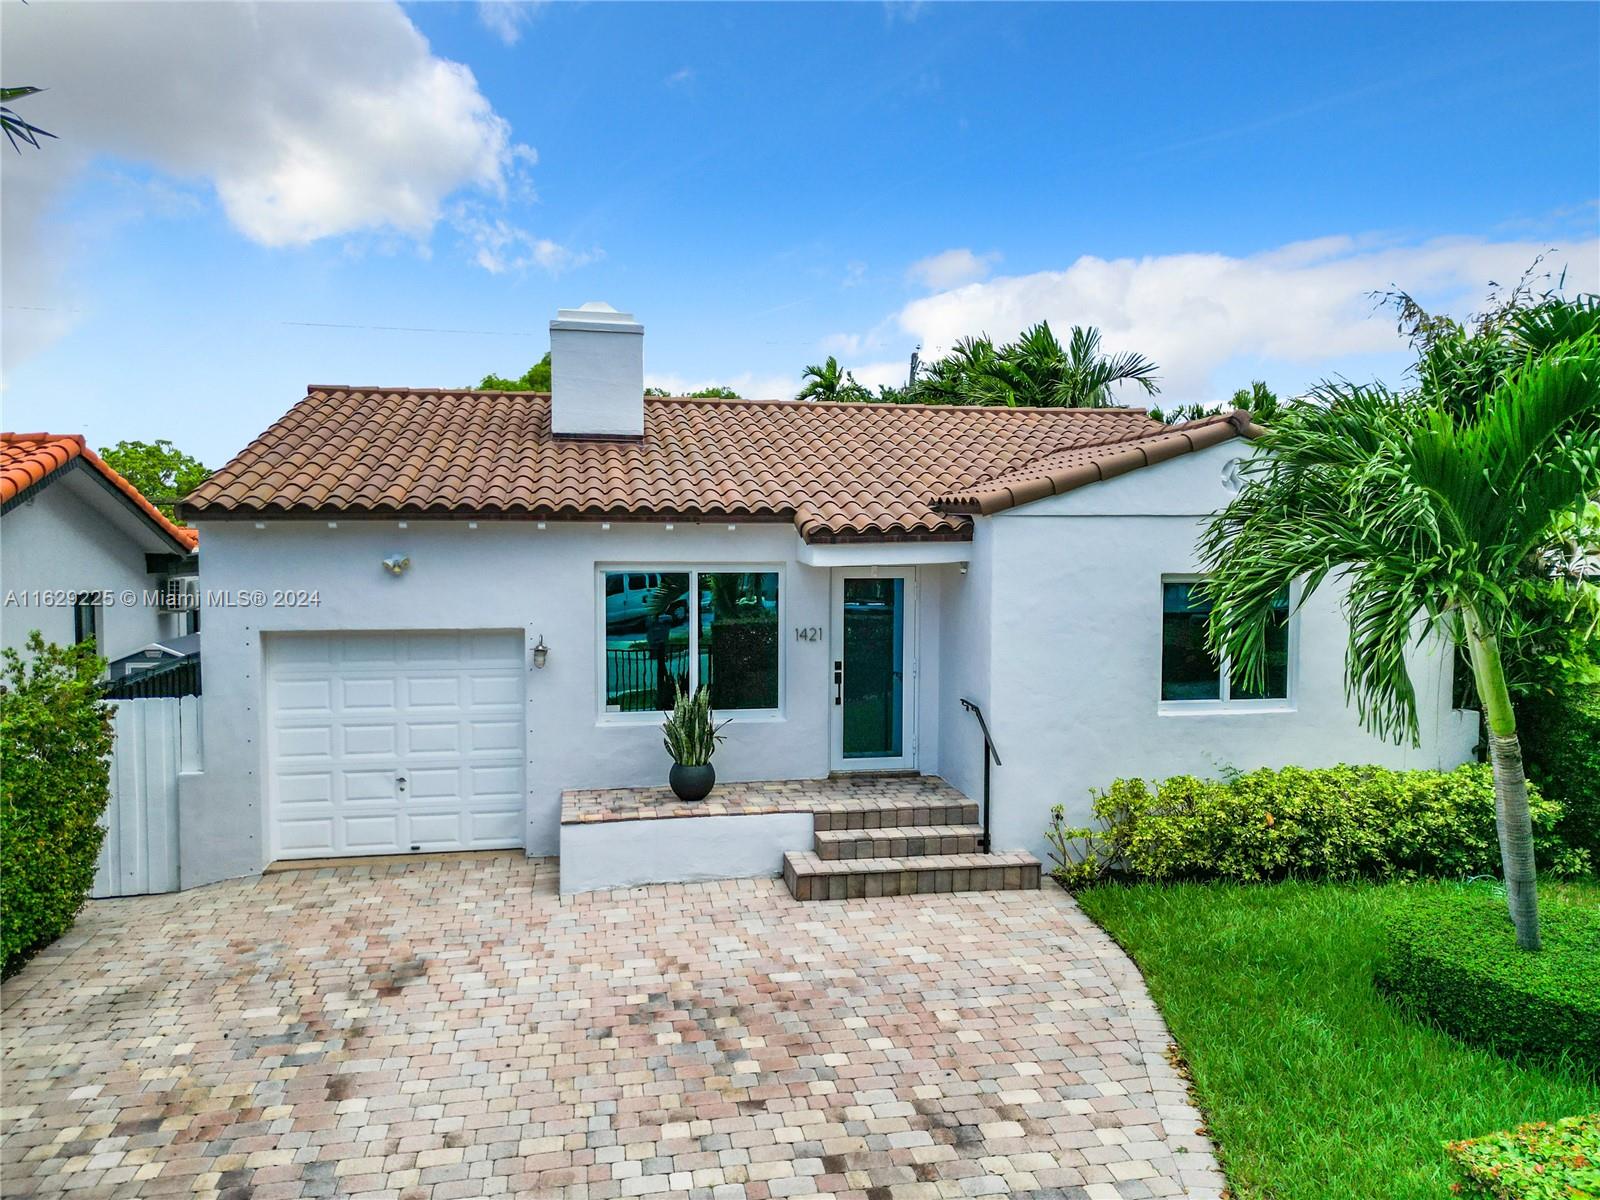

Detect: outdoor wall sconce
532,635,549,669
382,554,411,576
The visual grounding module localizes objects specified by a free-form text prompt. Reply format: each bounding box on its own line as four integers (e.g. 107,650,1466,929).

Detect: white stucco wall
183,518,953,885
558,812,814,894
973,441,1477,866
1,472,183,661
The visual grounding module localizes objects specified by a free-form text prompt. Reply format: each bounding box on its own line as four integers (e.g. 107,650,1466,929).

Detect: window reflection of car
605,572,687,629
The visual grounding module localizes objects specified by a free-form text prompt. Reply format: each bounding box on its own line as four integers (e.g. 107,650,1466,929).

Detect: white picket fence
91,697,201,898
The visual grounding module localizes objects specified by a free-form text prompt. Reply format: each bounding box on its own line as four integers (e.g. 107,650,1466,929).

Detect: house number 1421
794,626,823,642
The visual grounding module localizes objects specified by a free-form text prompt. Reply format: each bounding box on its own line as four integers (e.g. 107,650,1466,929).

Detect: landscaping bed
1376,884,1599,1077
1076,878,1600,1200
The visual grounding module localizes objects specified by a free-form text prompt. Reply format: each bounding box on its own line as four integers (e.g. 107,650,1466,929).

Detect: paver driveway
1,856,1224,1200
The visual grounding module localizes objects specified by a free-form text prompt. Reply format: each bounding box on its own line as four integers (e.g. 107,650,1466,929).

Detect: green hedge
1,634,114,978
1445,1112,1600,1200
1047,763,1587,890
1374,886,1599,1077
1520,681,1600,860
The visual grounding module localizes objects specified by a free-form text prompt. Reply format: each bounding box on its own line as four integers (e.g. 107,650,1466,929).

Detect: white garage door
267,631,525,859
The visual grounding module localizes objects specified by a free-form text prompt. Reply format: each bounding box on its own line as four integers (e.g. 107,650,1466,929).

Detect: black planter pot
669,763,716,802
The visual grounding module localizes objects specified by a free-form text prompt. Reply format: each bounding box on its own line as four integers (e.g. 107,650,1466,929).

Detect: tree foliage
1152,381,1288,425
1,634,114,978
1,86,56,153
99,439,212,525
1197,277,1600,950
911,322,1160,408
478,351,552,392
797,356,872,403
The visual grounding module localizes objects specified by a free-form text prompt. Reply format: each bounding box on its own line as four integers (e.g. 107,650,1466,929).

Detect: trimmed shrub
1,634,114,978
1445,1112,1600,1200
1521,680,1600,861
1046,763,1586,890
1374,886,1600,1077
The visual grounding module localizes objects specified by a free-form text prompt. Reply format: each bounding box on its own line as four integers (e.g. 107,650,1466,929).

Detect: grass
1076,877,1600,1200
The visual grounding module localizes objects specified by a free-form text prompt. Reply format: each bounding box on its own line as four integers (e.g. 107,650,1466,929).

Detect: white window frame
1158,574,1299,715
595,564,785,724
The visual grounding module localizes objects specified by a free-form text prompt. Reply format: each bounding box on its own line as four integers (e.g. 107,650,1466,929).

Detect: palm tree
1198,305,1600,951
2,86,56,153
797,356,871,403
912,322,1160,407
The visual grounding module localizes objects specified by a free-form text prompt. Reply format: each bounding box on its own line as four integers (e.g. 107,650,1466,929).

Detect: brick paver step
814,823,985,860
811,797,979,831
783,849,1041,900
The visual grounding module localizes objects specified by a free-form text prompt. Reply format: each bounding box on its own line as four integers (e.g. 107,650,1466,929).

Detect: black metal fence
606,647,690,712
103,654,201,700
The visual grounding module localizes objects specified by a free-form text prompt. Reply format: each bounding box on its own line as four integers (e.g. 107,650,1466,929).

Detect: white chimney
549,302,645,438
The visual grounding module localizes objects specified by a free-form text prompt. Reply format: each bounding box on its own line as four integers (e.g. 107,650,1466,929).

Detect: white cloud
906,248,1000,290
890,234,1600,400
455,210,601,275
477,2,543,47
0,1,568,369
665,67,696,88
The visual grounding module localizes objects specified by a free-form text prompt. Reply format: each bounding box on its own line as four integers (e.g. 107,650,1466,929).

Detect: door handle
834,660,843,706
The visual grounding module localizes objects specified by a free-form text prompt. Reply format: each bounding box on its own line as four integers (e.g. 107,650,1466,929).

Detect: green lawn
1076,878,1600,1200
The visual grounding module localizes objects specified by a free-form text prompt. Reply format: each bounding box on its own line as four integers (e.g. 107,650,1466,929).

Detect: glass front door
831,570,915,771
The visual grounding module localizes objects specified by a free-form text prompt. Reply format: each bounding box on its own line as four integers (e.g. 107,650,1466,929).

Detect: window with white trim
602,569,780,714
73,592,103,650
1161,578,1292,706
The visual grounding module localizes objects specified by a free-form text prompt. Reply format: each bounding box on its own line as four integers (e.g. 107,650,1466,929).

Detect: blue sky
2,1,1596,466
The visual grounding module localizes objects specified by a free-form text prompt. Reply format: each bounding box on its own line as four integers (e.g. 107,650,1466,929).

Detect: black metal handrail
959,698,1000,852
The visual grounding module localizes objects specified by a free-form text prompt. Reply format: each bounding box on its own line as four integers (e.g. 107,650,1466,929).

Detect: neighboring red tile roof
182,390,1254,542
1,433,199,550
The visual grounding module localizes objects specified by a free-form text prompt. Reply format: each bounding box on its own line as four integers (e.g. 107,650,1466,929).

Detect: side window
606,576,623,596
1161,582,1219,700
1161,578,1291,706
73,592,103,649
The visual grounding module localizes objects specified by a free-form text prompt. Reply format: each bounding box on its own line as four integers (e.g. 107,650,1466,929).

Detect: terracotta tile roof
936,410,1261,515
181,390,1254,542
1,433,199,550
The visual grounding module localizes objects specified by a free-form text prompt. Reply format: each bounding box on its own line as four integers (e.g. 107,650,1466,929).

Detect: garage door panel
470,811,523,842
343,814,404,852
342,770,402,803
268,631,526,860
408,766,464,799
470,765,522,796
408,812,467,847
470,675,522,706
469,720,523,753
406,722,461,755
275,679,334,714
276,773,333,805
277,727,334,759
341,723,399,757
278,818,336,853
341,677,398,712
343,636,401,665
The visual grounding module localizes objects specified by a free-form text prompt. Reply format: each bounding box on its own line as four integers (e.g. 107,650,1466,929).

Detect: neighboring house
1,434,199,663
175,303,1475,888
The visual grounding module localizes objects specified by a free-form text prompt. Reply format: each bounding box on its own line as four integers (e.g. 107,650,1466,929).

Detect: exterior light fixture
532,635,549,669
382,554,411,576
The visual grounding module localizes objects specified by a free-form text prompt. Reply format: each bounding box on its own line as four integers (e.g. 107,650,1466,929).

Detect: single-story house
175,304,1475,894
1,433,199,663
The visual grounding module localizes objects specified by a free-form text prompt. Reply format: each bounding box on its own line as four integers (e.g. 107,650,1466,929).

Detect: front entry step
783,849,1041,901
814,824,985,860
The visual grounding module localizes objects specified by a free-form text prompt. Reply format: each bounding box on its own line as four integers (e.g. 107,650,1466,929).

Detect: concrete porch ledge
557,775,973,894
